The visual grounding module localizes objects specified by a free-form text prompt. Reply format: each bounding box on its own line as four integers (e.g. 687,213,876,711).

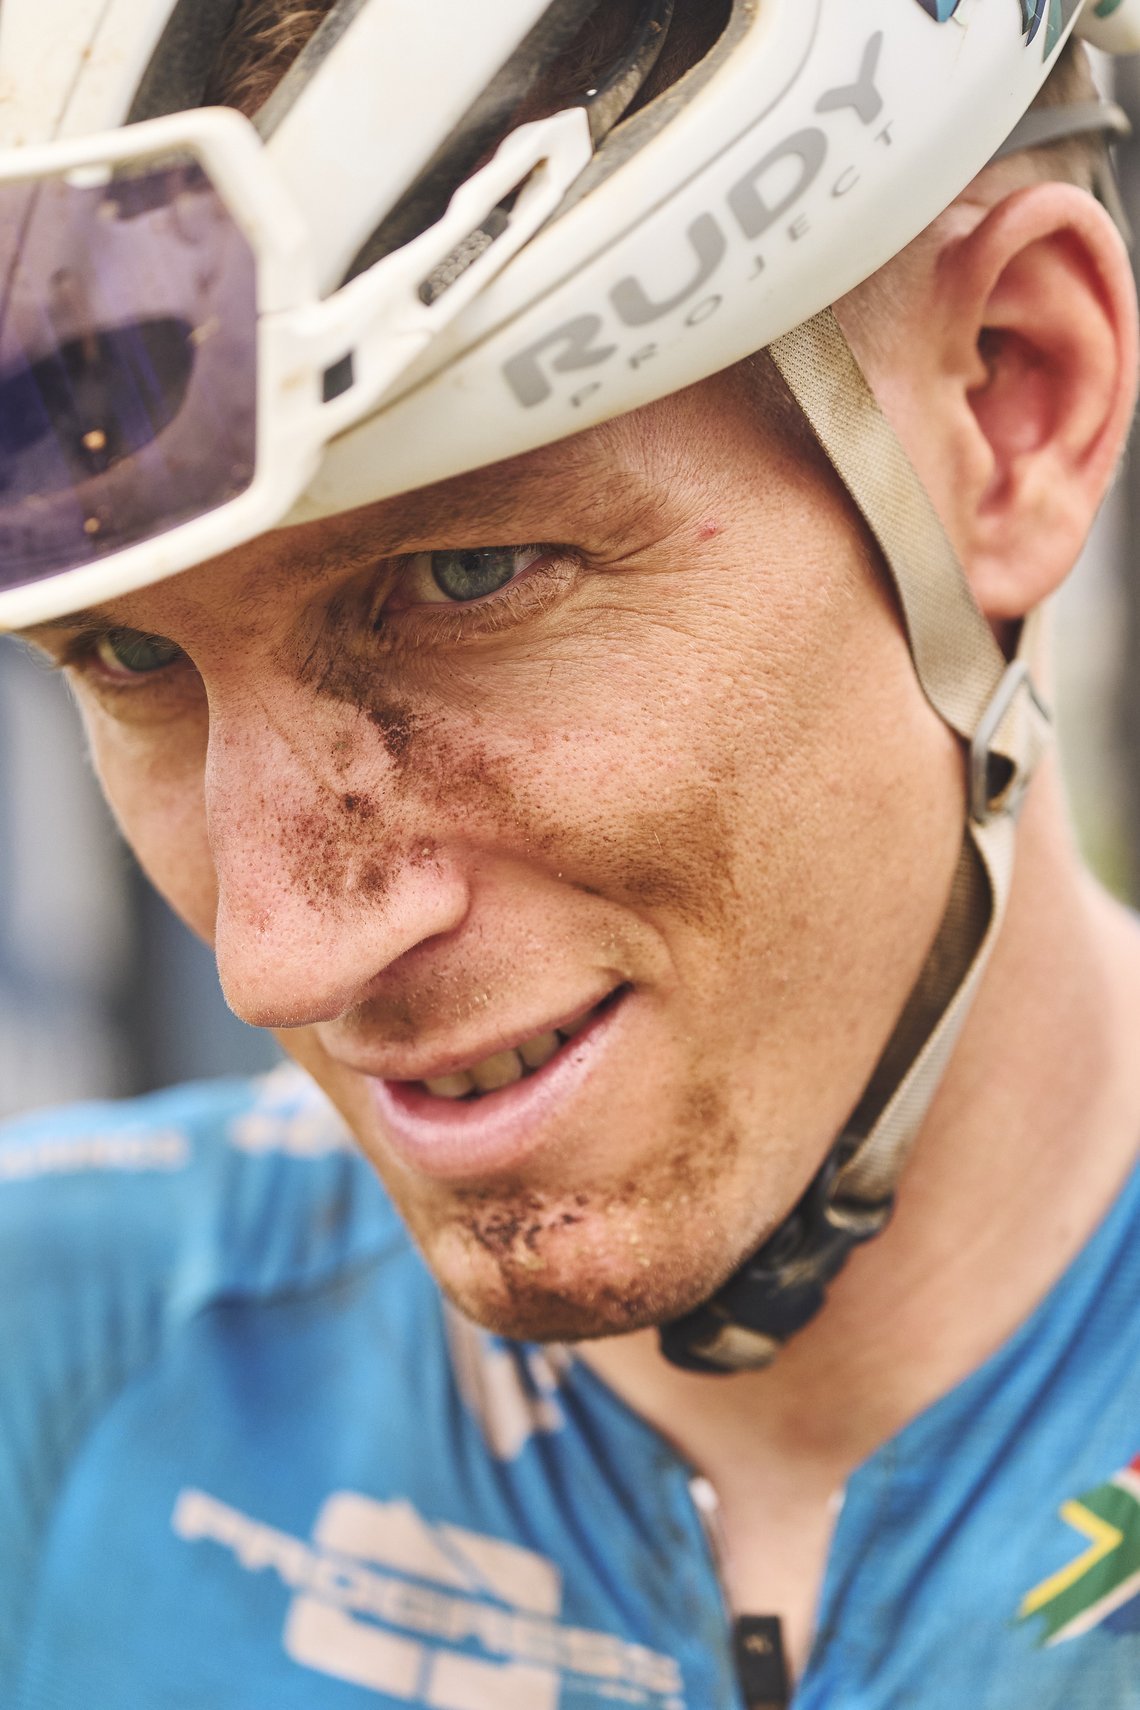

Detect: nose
204,690,470,1028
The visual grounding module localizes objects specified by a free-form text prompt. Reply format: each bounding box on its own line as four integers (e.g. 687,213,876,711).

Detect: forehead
310,417,674,560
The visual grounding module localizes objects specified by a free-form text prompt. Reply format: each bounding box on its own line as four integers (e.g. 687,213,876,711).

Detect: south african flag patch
1019,1457,1140,1645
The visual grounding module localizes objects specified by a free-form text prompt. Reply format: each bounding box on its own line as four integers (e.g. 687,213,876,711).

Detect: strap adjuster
969,661,1049,826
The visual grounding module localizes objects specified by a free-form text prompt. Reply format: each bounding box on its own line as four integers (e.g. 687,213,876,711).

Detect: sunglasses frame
0,102,592,631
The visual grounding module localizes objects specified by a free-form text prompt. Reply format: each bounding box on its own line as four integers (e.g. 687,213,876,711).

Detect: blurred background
3,52,1140,1121
0,635,278,1117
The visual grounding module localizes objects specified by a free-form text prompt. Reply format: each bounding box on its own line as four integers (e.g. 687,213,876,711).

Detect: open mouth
405,987,628,1102
370,985,633,1181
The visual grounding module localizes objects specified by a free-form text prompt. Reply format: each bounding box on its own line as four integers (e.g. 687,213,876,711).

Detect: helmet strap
994,96,1134,244
659,309,1052,1374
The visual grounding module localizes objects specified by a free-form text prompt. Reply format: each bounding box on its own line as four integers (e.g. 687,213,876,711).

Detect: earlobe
936,182,1138,620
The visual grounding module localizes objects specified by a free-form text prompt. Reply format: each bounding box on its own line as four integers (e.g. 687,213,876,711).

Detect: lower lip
368,994,627,1182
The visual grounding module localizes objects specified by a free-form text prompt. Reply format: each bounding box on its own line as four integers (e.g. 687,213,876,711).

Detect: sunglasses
0,103,589,628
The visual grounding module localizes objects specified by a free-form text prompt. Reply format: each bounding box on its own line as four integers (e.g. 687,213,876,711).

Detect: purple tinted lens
0,156,258,596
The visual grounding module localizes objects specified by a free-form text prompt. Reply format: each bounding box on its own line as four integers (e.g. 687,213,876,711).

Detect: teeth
424,1071,476,1100
519,1031,560,1070
470,1049,525,1093
420,1003,604,1098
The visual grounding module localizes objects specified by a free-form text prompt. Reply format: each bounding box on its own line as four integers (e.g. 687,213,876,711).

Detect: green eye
429,547,533,603
386,543,561,622
94,628,184,677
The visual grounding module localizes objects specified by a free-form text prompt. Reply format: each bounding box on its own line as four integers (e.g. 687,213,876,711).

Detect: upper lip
324,987,619,1084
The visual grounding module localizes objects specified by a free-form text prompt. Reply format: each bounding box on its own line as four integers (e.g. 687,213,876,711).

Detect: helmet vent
321,353,355,404
335,0,732,287
330,0,604,285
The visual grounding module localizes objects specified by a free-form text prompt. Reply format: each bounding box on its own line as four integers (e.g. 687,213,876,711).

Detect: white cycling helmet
0,0,1135,622
2,0,1139,1369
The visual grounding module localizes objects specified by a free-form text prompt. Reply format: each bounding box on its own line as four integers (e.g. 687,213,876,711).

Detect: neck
580,766,1140,1500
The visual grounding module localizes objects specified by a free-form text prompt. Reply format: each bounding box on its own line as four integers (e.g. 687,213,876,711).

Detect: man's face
30,372,963,1341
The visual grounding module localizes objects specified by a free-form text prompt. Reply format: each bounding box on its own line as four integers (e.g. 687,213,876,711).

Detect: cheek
447,534,959,1114
84,704,219,944
435,548,931,948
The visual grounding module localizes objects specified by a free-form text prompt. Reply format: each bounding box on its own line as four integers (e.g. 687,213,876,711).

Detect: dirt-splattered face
26,372,963,1342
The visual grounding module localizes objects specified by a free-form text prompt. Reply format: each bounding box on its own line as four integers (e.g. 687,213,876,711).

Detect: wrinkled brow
306,441,668,568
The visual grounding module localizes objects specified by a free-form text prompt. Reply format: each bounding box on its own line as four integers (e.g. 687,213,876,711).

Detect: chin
416,1192,743,1345
442,1270,673,1346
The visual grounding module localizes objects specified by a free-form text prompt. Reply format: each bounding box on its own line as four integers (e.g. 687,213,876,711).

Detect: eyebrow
327,450,662,560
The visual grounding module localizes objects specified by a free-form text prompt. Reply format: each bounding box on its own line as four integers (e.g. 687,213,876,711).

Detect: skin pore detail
29,371,965,1349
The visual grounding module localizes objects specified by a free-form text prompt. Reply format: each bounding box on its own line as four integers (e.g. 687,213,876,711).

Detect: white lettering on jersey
229,1064,354,1157
173,1487,685,1708
0,1128,189,1181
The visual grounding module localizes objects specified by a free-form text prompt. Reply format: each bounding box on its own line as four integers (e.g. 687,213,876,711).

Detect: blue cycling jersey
2,1065,1140,1709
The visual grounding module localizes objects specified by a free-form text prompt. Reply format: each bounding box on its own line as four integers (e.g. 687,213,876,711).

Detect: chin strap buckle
968,659,1051,825
657,1152,893,1375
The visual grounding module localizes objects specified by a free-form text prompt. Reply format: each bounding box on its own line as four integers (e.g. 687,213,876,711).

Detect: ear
844,182,1139,622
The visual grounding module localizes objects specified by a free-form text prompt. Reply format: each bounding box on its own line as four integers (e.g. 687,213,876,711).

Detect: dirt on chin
400,1077,750,1346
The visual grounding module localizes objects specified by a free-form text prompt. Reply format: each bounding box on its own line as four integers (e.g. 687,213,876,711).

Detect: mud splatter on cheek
341,793,375,820
290,596,426,769
287,572,749,945
271,764,406,906
269,708,459,910
367,702,419,764
329,731,362,775
263,621,432,899
274,570,754,1020
375,702,748,943
277,805,379,905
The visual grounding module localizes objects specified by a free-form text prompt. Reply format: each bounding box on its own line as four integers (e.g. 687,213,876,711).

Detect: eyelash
373,547,580,646
59,630,189,686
